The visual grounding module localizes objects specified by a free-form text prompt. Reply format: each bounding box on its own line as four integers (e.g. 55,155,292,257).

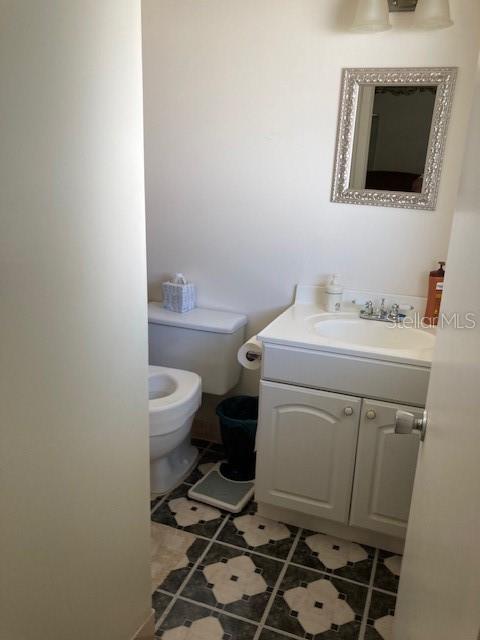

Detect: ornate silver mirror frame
331,67,457,211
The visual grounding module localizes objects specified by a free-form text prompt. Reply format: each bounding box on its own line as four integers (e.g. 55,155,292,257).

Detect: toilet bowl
149,365,202,494
147,304,247,494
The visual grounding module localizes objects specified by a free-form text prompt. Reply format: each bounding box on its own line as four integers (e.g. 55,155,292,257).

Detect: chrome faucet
359,299,401,323
362,300,374,317
376,298,387,318
389,303,400,322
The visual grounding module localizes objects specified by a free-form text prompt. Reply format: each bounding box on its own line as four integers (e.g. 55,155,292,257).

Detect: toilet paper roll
238,336,262,370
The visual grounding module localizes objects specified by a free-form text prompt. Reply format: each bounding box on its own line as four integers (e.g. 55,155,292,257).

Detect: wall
0,3,151,640
142,0,480,395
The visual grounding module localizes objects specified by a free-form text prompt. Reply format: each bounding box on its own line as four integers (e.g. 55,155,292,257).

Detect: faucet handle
363,300,373,314
374,298,386,317
389,302,400,321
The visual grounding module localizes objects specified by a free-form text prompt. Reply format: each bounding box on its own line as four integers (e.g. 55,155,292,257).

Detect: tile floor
151,440,401,640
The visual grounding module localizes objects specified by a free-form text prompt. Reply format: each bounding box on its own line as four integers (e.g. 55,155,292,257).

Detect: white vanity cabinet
255,288,432,549
349,400,422,538
255,381,361,524
255,362,425,545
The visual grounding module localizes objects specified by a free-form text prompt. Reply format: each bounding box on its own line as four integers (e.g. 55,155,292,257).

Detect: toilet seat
149,365,201,436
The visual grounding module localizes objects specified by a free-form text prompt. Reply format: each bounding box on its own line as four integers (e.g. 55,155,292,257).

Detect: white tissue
237,336,262,370
173,273,188,284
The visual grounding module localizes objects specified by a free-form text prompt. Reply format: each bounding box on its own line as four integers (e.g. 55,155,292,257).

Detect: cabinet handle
366,409,376,420
395,409,428,441
344,406,354,416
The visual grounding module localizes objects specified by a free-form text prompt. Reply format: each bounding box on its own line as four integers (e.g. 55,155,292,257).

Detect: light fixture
413,0,453,29
351,0,392,32
351,0,454,31
388,0,417,11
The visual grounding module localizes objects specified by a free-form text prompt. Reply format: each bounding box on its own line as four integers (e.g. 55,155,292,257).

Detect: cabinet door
350,399,422,538
255,381,361,524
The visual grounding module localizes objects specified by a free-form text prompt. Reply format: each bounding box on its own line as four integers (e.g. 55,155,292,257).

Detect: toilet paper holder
238,336,263,370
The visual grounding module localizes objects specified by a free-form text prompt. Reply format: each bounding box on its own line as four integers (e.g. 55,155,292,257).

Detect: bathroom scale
187,462,255,513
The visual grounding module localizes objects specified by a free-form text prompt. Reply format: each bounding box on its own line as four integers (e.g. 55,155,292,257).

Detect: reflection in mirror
331,68,457,210
350,85,437,193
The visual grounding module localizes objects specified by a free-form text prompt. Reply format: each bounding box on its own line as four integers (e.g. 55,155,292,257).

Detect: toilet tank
148,302,248,395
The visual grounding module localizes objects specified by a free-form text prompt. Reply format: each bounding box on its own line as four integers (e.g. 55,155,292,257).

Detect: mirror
331,68,457,210
351,85,437,193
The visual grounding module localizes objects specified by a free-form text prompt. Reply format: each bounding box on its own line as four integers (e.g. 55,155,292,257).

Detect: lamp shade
413,0,453,29
351,0,392,32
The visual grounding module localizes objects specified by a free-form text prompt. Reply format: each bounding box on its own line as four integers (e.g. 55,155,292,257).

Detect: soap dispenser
325,274,343,312
424,261,445,326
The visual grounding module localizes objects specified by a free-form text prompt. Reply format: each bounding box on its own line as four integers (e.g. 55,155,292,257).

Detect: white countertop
257,301,436,368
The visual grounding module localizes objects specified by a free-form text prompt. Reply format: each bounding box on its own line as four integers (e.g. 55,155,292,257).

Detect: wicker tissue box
162,278,196,313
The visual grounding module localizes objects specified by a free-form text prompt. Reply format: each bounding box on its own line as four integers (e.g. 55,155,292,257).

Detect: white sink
308,313,435,352
257,286,435,367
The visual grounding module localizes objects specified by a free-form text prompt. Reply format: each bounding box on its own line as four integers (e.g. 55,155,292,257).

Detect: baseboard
130,609,155,640
257,502,404,555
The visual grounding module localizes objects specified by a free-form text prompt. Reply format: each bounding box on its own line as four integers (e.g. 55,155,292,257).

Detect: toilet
148,302,247,494
149,365,201,494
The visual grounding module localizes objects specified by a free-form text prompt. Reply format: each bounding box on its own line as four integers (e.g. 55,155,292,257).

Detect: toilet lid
149,365,202,434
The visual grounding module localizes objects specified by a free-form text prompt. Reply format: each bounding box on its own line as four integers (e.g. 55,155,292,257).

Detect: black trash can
216,396,259,482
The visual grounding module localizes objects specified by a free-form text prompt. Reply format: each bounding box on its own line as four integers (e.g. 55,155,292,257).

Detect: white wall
143,1,479,383
0,3,151,639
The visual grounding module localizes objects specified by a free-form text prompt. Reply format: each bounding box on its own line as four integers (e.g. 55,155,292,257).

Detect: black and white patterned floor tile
158,537,209,594
156,598,257,639
258,629,294,640
151,439,402,640
152,591,173,622
151,482,225,538
217,501,298,560
181,542,283,623
292,530,375,586
373,550,401,594
184,447,227,485
364,590,396,640
266,564,366,639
